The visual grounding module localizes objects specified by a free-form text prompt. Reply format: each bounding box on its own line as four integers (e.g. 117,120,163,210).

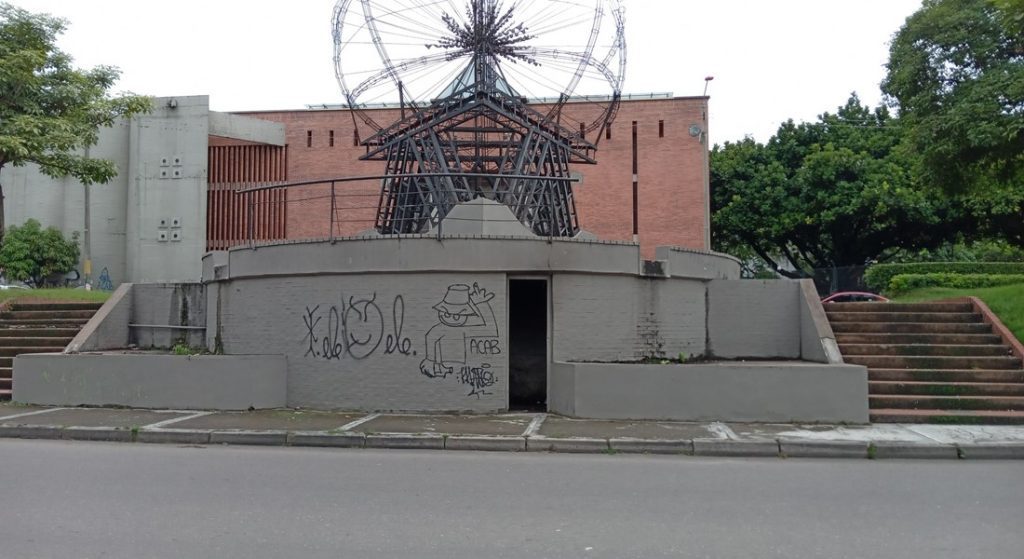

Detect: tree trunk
0,179,5,245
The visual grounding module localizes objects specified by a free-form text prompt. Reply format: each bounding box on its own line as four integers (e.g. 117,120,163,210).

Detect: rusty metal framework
332,0,626,235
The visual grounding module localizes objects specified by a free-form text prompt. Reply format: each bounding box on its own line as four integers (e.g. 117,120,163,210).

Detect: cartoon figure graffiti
420,283,501,397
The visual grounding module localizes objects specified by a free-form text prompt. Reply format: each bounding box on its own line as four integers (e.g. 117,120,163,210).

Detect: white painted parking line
0,408,66,422
708,422,738,440
522,413,547,437
142,411,213,430
337,413,380,432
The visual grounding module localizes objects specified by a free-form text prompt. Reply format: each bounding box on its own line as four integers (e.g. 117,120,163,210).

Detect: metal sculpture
332,0,626,235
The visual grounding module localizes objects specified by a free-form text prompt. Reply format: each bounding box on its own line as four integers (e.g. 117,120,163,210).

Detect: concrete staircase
0,301,102,400
826,301,1024,424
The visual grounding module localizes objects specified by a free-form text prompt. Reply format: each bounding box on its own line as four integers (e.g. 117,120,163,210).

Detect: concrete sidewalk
1,402,1023,459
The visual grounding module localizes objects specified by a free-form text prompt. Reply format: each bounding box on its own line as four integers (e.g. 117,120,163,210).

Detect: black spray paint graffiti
303,293,414,361
419,283,502,397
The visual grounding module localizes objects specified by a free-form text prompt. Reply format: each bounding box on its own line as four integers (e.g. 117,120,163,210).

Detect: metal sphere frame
331,0,627,236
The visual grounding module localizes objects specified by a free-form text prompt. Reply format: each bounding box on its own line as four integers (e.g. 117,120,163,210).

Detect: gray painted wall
14,354,286,410
132,283,206,348
67,283,132,352
218,272,508,411
707,279,801,359
552,274,706,362
551,361,869,423
655,246,742,280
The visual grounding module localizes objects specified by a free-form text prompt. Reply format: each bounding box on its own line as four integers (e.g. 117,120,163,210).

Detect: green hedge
888,273,1024,294
864,262,1024,292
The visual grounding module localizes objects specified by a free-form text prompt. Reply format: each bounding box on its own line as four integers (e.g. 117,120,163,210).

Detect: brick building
215,94,710,258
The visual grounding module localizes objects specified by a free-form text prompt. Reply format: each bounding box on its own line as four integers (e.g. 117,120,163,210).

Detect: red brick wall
233,97,708,257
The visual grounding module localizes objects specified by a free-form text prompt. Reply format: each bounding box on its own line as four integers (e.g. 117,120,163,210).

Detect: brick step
830,322,993,334
0,377,9,390
870,394,1024,411
845,355,1022,370
839,343,1011,357
10,302,103,311
0,366,9,380
836,333,1003,345
0,319,89,327
0,358,12,368
0,328,80,338
871,408,1024,425
869,381,1024,397
869,368,1024,383
825,302,974,313
0,389,9,400
827,312,981,323
0,337,74,347
0,346,66,357
0,310,97,320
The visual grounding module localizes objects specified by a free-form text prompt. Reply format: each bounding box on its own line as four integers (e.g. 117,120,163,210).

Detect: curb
210,430,289,446
870,441,960,460
137,429,212,445
0,425,64,440
1,426,1022,459
780,439,869,459
527,437,609,453
609,438,693,455
445,435,526,452
364,434,445,450
955,443,1024,460
693,438,780,457
63,427,133,442
289,431,366,448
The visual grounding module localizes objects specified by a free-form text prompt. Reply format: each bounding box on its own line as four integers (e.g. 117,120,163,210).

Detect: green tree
711,95,957,278
882,0,1024,194
0,218,80,286
0,3,151,238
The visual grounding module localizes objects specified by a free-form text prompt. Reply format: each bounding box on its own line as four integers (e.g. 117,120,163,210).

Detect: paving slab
900,424,1024,445
0,404,49,419
355,414,532,436
0,408,188,428
539,417,717,440
171,410,363,431
730,423,929,443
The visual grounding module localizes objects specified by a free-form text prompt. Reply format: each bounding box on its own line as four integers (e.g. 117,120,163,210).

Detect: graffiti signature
302,293,414,361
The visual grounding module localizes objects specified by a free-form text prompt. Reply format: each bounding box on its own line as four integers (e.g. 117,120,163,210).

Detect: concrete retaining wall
799,279,842,363
13,354,286,410
550,361,869,423
707,279,801,359
552,274,705,362
131,283,206,348
655,247,742,280
67,283,133,353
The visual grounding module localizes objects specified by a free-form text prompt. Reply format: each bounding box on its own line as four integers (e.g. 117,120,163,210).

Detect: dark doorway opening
508,279,548,411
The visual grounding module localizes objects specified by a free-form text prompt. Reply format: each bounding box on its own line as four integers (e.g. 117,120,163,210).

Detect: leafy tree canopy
0,218,79,286
882,0,1024,193
711,95,959,279
0,3,151,232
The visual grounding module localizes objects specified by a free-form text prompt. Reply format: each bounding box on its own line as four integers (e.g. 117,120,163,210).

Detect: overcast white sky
12,0,922,145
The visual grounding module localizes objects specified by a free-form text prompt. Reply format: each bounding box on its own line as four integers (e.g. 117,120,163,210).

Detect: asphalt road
0,440,1021,559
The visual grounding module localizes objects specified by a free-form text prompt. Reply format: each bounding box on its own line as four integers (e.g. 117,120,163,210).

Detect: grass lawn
892,283,1024,342
0,288,111,305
